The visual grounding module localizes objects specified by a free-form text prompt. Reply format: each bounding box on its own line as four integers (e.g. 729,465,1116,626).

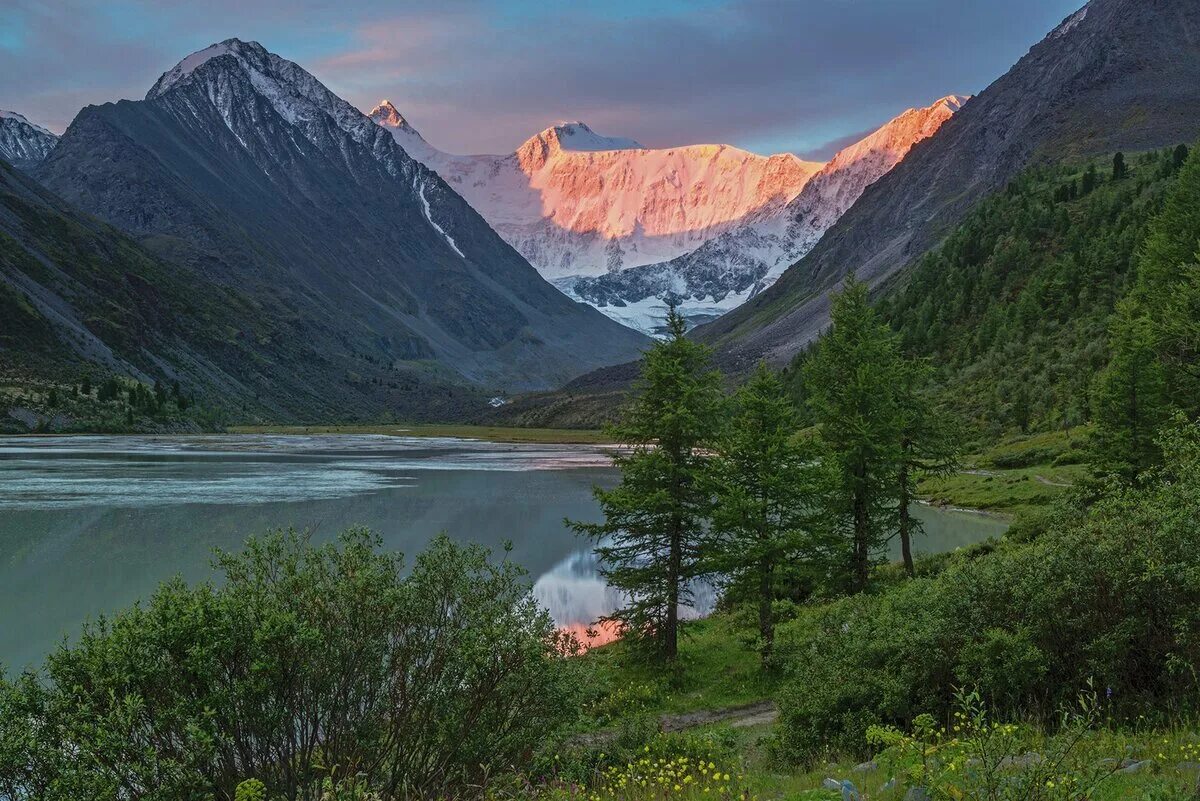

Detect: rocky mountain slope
0,159,481,424
370,102,823,284
31,39,646,404
697,0,1200,369
562,97,966,334
0,110,58,170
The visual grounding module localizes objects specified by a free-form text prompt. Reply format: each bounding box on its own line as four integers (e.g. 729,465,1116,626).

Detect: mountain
369,101,824,284
0,110,58,170
0,154,507,426
560,97,966,334
697,0,1200,369
31,39,646,406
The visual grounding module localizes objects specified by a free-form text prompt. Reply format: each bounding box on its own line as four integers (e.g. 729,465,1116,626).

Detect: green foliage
0,530,580,801
805,279,906,591
570,307,725,660
772,420,1200,765
1090,302,1169,482
234,778,268,801
869,687,1121,801
705,363,829,666
878,149,1184,438
1132,139,1200,416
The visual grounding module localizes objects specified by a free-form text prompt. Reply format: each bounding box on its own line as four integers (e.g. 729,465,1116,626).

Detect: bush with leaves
772,421,1200,765
868,687,1121,801
0,530,581,801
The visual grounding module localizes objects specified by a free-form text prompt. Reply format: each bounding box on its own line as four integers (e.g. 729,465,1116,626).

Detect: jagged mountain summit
369,101,824,282
0,110,58,169
561,96,967,334
32,39,646,415
698,0,1200,369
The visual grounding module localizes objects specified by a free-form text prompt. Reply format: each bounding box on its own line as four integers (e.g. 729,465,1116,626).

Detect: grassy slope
917,428,1090,518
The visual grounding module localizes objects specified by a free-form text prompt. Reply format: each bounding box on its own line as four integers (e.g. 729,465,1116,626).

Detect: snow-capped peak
535,121,643,153
143,38,402,170
0,109,55,138
369,99,417,134
146,39,246,99
0,108,59,168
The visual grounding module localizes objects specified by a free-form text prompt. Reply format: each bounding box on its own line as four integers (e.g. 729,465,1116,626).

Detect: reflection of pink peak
368,99,824,278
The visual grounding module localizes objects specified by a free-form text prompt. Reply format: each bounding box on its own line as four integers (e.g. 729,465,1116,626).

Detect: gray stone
851,760,878,774
1119,759,1153,774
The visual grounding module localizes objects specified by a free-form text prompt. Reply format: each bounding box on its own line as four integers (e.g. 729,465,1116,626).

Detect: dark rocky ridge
696,0,1200,370
0,159,488,423
32,40,646,406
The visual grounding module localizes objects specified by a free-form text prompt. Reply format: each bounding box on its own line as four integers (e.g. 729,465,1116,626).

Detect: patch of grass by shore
917,428,1091,518
229,422,611,444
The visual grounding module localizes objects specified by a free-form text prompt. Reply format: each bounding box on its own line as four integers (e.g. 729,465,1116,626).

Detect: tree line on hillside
570,286,958,666
858,144,1193,440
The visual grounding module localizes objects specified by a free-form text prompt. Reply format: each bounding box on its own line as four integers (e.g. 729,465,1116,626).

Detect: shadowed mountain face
697,0,1200,371
32,39,646,400
0,159,495,423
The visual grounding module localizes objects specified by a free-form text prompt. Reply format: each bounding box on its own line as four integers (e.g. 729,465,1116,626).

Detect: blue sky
1,0,1083,158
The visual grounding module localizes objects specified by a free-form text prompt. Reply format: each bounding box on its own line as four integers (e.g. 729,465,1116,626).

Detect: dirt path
569,701,779,747
660,700,778,732
1034,474,1073,487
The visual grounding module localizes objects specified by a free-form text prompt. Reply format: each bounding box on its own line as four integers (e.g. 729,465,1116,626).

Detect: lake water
0,435,1008,669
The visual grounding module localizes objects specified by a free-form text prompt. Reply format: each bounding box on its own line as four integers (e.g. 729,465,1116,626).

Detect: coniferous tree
1081,164,1098,195
1112,152,1127,181
706,363,827,667
805,279,904,592
895,360,959,576
1091,303,1170,483
569,307,724,659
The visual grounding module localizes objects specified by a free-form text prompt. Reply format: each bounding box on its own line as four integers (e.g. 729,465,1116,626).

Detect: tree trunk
665,515,681,659
758,556,774,668
853,458,870,592
899,455,914,577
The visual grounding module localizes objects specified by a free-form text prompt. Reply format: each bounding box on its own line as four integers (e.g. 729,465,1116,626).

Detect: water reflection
0,436,1006,668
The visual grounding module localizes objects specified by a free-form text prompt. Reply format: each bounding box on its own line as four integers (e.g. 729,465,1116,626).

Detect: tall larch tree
804,279,904,593
706,363,828,667
569,307,724,660
895,359,959,576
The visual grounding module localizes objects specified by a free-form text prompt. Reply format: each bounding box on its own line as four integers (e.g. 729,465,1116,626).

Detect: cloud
1,0,1085,153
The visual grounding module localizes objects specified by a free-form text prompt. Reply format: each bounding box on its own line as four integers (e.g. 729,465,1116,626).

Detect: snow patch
148,42,235,98
1053,5,1089,38
414,178,464,258
0,109,55,138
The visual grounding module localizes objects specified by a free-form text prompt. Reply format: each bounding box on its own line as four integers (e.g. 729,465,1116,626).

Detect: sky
0,0,1084,159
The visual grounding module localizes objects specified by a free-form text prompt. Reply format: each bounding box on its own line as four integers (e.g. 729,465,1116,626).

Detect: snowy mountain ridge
560,95,969,334
370,100,824,280
0,109,59,169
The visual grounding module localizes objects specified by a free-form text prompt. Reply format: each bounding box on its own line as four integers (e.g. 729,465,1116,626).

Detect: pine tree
569,307,725,659
706,363,827,667
1090,301,1170,483
895,360,959,576
804,279,903,592
1112,152,1127,181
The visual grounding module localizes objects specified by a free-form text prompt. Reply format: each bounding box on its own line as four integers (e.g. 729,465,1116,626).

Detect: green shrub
0,530,582,801
772,422,1200,765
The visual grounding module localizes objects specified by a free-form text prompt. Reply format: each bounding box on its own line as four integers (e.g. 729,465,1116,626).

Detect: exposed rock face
33,39,646,395
698,0,1200,370
0,110,58,169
